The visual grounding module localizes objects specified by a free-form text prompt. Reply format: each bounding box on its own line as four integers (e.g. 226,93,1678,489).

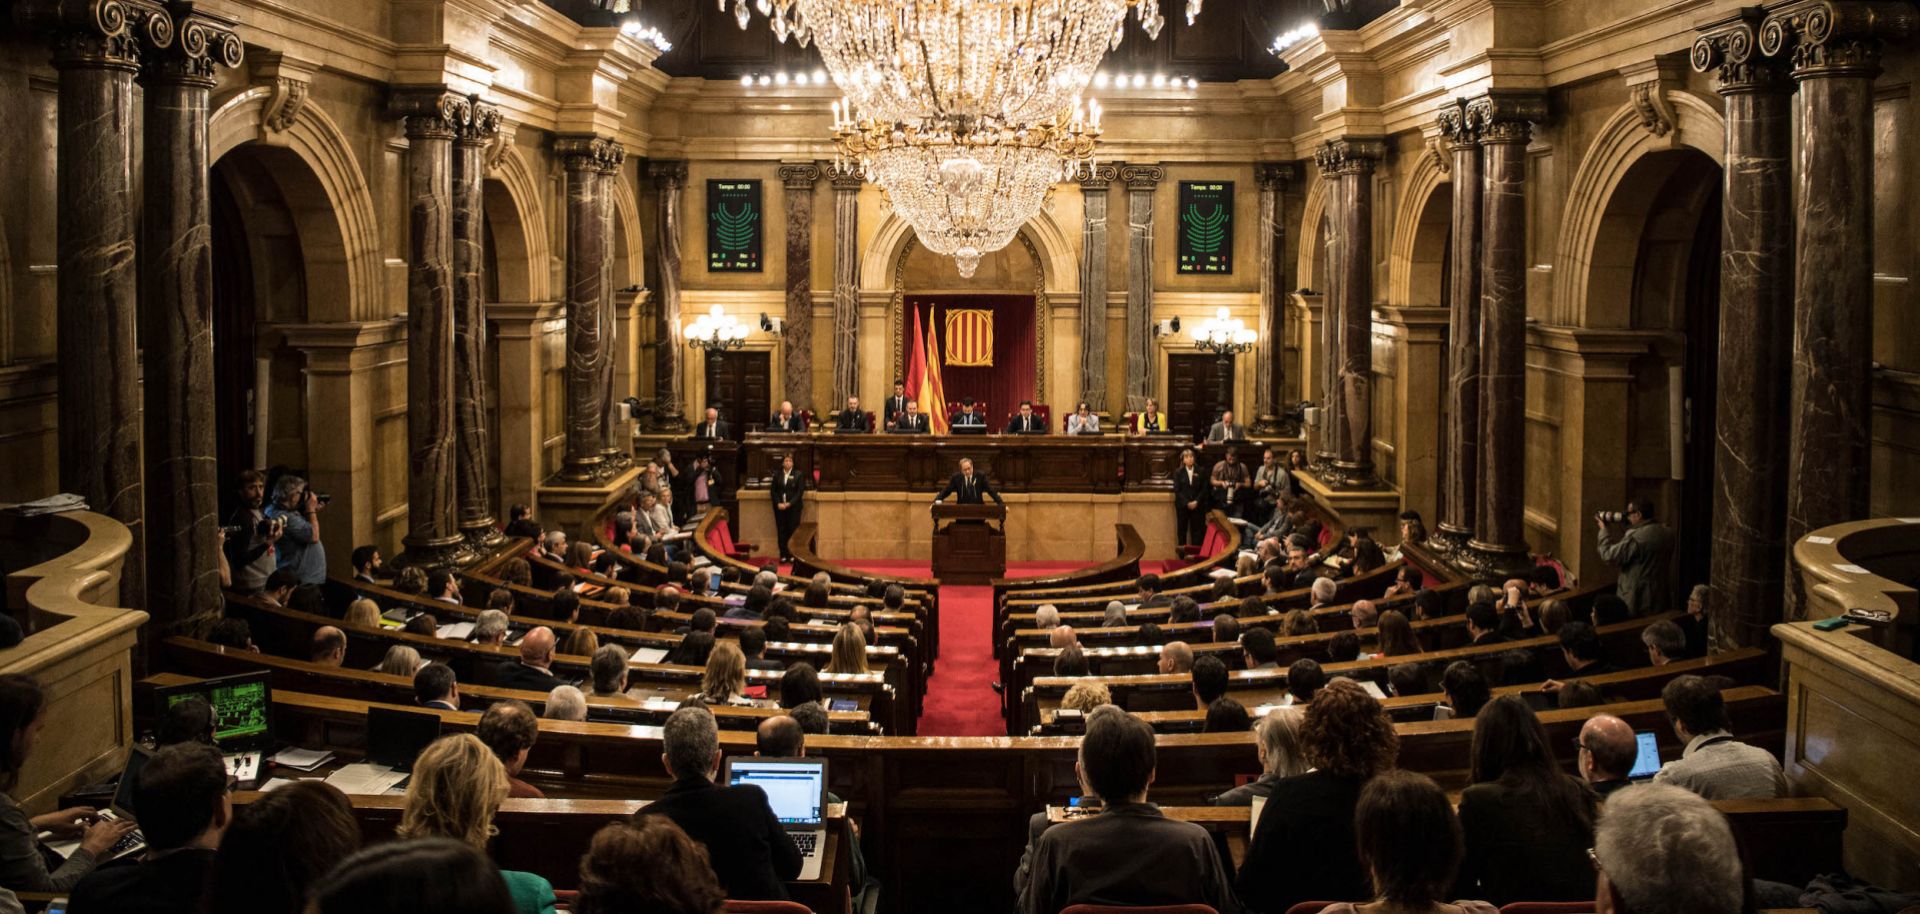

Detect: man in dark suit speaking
933,457,1003,506
643,706,801,900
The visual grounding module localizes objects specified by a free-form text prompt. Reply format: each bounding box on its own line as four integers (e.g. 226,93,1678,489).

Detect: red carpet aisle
837,560,1094,736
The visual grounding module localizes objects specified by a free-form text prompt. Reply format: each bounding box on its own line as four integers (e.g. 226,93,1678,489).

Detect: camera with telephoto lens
301,485,331,508
219,524,248,539
1594,510,1626,524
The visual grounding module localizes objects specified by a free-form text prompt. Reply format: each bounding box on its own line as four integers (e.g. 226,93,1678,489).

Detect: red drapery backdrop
904,294,1037,420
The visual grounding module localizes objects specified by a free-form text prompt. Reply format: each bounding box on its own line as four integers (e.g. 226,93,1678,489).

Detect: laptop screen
366,707,442,770
1628,730,1662,779
111,747,152,815
157,671,273,748
725,758,825,826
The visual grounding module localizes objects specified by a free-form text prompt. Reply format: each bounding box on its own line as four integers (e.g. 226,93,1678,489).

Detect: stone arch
483,145,550,303
860,205,1078,296
1552,90,1725,328
610,171,645,290
1295,173,1329,292
886,232,1054,398
1386,154,1451,307
208,85,383,322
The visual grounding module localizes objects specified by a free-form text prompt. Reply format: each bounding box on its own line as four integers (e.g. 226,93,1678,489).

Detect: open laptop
1627,730,1663,781
47,746,150,862
154,671,273,783
723,756,828,881
325,708,440,795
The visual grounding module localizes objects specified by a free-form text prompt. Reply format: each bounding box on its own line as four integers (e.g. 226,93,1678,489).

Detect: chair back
1061,906,1220,914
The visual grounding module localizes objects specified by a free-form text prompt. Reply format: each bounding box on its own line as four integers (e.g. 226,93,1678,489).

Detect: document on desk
436,622,475,640
271,747,336,771
630,646,669,665
325,762,410,796
642,696,680,712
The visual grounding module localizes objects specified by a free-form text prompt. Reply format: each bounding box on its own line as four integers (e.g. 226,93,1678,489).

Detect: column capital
1466,92,1547,145
555,135,623,174
1255,161,1299,190
1119,163,1164,190
648,157,689,188
1693,9,1793,93
390,88,470,140
827,160,864,191
1760,0,1914,79
1313,137,1386,176
1078,163,1119,191
18,0,173,70
779,161,822,191
455,96,502,148
139,6,240,87
1435,98,1482,150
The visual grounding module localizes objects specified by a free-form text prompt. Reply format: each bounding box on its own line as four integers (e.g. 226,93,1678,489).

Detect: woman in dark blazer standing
1451,695,1599,905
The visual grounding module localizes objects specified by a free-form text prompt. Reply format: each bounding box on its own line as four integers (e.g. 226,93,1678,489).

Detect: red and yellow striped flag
943,308,994,367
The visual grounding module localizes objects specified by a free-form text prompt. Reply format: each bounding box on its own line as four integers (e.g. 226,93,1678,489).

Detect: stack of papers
271,747,336,771
324,762,410,795
630,646,669,665
4,493,88,516
641,696,680,712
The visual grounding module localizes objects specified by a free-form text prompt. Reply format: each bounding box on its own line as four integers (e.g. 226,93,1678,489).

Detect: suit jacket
489,661,564,693
893,413,930,433
644,776,802,901
935,472,1001,504
1453,778,1597,905
837,410,872,432
67,847,216,914
693,419,732,440
1206,421,1245,443
883,395,910,424
745,656,786,672
1171,465,1207,508
1236,770,1369,914
951,411,987,427
1006,413,1046,434
767,412,804,433
1597,520,1676,616
770,470,805,513
1017,803,1240,914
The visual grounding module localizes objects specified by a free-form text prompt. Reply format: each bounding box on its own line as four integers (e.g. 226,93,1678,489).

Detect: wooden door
703,350,770,439
1166,352,1234,440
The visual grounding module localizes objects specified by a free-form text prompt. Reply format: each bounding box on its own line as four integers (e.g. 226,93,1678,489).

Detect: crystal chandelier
682,305,752,350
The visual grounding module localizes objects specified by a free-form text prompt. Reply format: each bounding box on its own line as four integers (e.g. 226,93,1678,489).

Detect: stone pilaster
554,136,620,481
1313,165,1343,470
1432,99,1483,558
1120,164,1164,410
780,162,821,410
1312,137,1387,490
1077,165,1116,412
596,148,625,473
453,97,503,543
1761,0,1914,616
1694,11,1796,647
1465,92,1547,579
829,163,862,407
138,7,242,631
649,159,690,431
1253,162,1298,434
391,89,476,570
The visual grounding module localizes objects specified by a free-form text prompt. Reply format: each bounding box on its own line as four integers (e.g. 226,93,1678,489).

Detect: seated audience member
1591,593,1630,626
393,566,429,596
1326,631,1362,663
1387,662,1428,698
491,627,563,692
1059,681,1111,714
1016,707,1240,914
1652,674,1786,799
677,607,717,636
476,700,545,799
1577,713,1639,798
1286,658,1326,704
788,702,830,735
643,707,801,900
824,622,869,675
1158,640,1194,674
1280,608,1315,637
1102,601,1128,629
205,780,360,914
426,570,462,605
374,644,422,677
1238,680,1398,913
1538,598,1572,635
0,676,134,894
544,685,588,721
472,609,511,646
739,626,783,672
574,818,727,914
1678,583,1711,658
1552,680,1603,709
1497,648,1544,687
307,838,517,914
259,569,298,607
1167,595,1202,625
156,698,214,747
1317,770,1498,914
1542,621,1619,692
1592,783,1746,914
778,663,824,709
1452,696,1597,905
1214,706,1308,805
310,626,347,667
1212,613,1241,644
1464,602,1506,646
1053,644,1090,678
1308,577,1338,616
700,642,748,705
550,590,582,625
1494,581,1541,640
1438,661,1491,719
1135,573,1169,608
725,585,772,622
1048,624,1078,650
414,663,460,710
1204,697,1252,733
763,615,793,642
1375,610,1422,656
67,743,231,914
1381,563,1423,600
1190,655,1229,709
1242,627,1279,669
501,557,533,588
1412,588,1448,622
342,599,382,629
206,618,257,653
1641,619,1688,665
286,584,327,616
402,613,439,638
394,735,555,914
1135,622,1165,646
586,646,639,706
1349,599,1380,630
561,626,598,658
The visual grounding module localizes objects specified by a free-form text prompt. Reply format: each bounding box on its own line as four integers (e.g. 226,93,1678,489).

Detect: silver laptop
47,746,149,862
723,756,829,881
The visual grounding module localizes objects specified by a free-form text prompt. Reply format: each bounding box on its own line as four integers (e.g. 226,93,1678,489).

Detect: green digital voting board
707,179,763,272
1177,180,1233,274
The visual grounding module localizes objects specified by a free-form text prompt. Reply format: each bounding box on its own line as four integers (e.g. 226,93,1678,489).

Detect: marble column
1763,1,1913,616
780,163,821,410
1077,165,1116,412
1467,93,1546,578
1433,99,1484,556
1121,164,1163,410
1313,170,1343,469
555,136,615,480
139,10,241,630
596,148,627,473
1253,163,1297,434
829,163,862,407
649,160,690,431
33,0,162,606
452,98,502,543
1694,12,1795,648
391,91,474,570
1314,138,1386,488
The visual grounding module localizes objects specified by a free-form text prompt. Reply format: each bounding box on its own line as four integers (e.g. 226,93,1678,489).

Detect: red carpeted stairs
837,560,1100,736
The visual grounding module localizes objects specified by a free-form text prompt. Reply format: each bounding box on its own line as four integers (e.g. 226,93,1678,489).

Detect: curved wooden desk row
998,510,1253,610
985,523,1147,602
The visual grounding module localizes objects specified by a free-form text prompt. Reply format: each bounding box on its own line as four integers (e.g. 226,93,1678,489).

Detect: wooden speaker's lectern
931,503,1007,584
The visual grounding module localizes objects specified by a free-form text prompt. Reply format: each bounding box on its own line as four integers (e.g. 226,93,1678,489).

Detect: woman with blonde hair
562,626,599,658
1059,681,1111,713
394,566,429,595
373,645,422,677
396,733,556,914
601,586,630,608
823,622,868,675
343,598,382,629
699,641,747,704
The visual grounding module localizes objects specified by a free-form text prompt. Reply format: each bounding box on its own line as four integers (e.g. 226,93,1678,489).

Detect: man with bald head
309,626,346,667
756,714,807,758
1577,713,1639,799
1349,599,1378,630
490,625,563,692
1049,625,1078,650
1158,640,1195,674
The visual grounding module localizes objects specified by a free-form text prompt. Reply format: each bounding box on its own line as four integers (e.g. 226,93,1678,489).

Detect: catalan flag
944,308,994,367
906,304,950,434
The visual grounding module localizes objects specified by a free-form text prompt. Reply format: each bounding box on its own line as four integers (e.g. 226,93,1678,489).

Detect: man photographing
1595,497,1675,616
264,474,327,586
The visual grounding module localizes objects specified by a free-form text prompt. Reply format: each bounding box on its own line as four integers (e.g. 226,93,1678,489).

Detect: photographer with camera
223,469,285,593
1595,498,1674,617
265,474,329,586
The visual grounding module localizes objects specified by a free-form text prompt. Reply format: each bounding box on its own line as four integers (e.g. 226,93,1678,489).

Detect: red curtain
904,294,1037,421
